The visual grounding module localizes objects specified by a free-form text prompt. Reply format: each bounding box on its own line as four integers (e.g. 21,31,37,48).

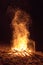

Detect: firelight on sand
11,9,35,56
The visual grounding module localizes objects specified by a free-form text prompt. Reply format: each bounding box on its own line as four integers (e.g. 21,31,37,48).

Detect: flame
12,23,29,51
11,9,35,56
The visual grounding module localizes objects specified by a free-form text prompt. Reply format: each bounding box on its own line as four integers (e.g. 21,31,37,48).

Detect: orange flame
11,9,35,55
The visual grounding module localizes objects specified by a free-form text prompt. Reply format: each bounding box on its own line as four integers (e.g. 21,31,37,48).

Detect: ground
0,51,43,65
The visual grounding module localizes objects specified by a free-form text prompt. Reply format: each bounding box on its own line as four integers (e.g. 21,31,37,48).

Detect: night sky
0,0,43,51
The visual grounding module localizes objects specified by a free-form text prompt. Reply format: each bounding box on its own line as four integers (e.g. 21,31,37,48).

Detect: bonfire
9,9,35,57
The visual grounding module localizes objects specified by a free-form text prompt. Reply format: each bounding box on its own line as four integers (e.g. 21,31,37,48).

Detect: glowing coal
11,9,35,56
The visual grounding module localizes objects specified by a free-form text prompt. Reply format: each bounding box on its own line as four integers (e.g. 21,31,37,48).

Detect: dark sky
0,0,43,51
